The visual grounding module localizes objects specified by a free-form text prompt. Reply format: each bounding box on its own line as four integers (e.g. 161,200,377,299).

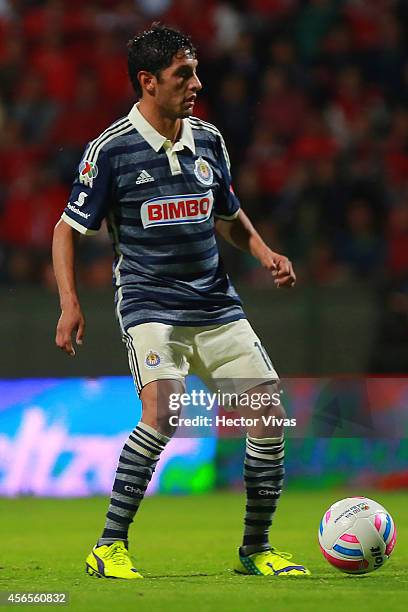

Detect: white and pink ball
318,497,397,574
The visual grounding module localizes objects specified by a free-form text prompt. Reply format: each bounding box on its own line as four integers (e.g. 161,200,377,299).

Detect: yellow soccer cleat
85,541,143,579
235,547,311,576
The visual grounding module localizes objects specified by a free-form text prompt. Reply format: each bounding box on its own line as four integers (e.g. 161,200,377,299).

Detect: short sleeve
61,145,112,235
214,133,241,221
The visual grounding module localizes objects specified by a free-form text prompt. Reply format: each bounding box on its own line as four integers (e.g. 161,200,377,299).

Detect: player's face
155,51,202,119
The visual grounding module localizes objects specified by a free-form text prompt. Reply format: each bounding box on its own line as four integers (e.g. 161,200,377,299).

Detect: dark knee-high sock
97,422,170,547
241,435,285,556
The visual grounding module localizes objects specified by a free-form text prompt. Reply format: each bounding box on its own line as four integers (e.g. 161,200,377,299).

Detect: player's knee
141,403,179,437
157,414,179,437
264,398,286,421
141,379,185,437
241,381,286,437
241,382,286,417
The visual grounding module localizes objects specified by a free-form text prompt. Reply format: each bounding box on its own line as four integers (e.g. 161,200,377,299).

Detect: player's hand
55,305,85,356
261,249,296,288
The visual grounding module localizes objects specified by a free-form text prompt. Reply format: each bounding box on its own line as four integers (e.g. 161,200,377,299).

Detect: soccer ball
318,497,397,574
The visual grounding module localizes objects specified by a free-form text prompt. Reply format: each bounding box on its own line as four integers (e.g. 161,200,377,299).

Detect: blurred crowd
0,0,408,295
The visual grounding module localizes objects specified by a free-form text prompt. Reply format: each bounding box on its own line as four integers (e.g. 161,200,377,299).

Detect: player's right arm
52,219,85,356
52,143,112,355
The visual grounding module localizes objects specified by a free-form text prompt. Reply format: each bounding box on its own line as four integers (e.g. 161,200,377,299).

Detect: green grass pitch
1,491,406,612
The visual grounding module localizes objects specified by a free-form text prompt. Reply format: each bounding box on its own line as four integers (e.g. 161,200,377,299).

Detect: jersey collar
128,104,196,155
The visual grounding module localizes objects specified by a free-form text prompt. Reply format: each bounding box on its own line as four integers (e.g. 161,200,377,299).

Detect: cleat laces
105,543,130,566
268,548,293,561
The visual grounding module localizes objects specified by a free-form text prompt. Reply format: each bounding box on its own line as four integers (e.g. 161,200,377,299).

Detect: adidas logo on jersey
136,170,154,184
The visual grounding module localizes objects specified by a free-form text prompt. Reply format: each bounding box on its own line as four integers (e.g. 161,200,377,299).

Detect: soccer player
52,24,310,579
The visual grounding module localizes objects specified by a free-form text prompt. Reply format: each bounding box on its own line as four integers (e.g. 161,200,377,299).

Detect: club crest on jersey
79,160,98,187
141,189,213,228
194,157,213,186
145,350,161,368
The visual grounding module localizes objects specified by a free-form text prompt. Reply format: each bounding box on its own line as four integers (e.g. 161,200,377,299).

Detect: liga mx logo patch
145,350,161,368
79,160,98,187
194,157,213,186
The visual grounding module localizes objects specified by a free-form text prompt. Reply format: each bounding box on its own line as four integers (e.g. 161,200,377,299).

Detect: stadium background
0,2,407,606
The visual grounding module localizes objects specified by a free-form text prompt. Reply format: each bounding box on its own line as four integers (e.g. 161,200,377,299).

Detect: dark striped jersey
62,104,246,331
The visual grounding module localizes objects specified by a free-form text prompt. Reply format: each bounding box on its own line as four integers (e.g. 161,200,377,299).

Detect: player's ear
138,71,156,96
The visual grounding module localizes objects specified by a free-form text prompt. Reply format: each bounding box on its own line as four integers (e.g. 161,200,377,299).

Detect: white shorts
123,319,278,396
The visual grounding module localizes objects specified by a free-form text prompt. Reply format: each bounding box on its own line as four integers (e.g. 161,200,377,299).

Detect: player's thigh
194,319,278,396
124,322,192,395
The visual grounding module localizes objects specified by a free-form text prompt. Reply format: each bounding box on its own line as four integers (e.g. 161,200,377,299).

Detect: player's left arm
215,210,296,288
213,131,295,288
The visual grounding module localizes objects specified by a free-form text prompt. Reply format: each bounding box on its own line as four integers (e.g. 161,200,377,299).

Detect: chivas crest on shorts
145,350,161,368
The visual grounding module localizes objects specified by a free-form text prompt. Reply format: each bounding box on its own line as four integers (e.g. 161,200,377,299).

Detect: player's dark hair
127,23,196,98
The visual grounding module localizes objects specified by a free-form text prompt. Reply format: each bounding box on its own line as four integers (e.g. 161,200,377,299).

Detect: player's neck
138,101,182,144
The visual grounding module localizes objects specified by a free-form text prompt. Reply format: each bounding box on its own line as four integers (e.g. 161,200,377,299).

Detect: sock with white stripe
97,422,170,547
240,435,285,556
